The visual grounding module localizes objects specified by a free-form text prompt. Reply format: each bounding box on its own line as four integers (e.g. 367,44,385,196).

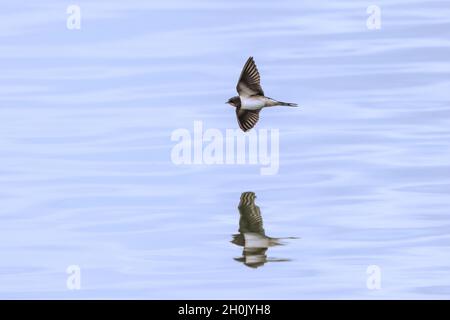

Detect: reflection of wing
238,192,264,234
236,108,260,132
236,57,264,97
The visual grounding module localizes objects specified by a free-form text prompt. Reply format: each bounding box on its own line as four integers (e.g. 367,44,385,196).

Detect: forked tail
277,101,298,107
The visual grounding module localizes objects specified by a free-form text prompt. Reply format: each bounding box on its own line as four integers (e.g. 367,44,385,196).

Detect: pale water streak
0,0,450,299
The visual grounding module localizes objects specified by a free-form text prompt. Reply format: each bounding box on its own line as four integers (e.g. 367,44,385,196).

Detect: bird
226,57,298,132
232,191,291,268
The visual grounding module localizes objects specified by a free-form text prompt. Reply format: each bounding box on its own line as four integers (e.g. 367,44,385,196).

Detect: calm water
1,0,450,299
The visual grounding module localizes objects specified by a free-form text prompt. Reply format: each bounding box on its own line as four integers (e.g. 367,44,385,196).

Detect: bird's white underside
240,96,274,110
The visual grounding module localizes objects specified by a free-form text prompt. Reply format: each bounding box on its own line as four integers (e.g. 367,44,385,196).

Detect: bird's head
226,96,240,107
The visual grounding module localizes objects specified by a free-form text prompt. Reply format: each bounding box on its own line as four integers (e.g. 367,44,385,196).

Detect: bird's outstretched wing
236,108,260,132
238,192,264,234
236,57,264,97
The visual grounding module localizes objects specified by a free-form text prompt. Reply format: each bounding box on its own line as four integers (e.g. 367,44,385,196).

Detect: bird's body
241,96,274,110
227,57,298,131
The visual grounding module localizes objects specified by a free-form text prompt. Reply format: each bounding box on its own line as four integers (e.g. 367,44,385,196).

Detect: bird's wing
238,193,264,234
236,57,264,97
236,108,260,132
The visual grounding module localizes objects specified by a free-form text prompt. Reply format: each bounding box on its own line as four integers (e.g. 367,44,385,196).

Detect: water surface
0,0,450,299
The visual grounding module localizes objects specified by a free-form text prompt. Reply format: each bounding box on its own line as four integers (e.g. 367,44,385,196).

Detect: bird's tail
277,101,298,107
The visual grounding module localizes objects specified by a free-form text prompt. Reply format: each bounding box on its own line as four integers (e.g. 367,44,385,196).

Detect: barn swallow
226,57,298,132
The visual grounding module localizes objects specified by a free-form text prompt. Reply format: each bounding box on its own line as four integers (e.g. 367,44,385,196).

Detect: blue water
1,0,450,299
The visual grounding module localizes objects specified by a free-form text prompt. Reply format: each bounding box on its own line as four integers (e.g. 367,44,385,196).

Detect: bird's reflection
232,191,293,268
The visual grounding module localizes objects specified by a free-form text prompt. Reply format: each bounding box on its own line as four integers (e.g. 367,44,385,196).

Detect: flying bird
226,57,298,132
